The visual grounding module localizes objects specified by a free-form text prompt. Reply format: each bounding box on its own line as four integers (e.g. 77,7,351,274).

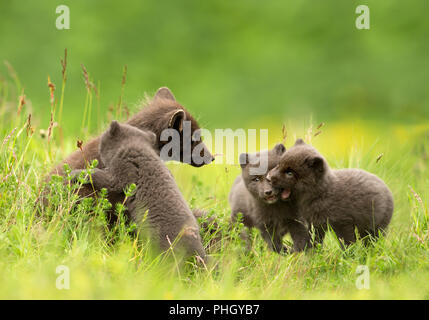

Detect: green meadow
0,0,428,299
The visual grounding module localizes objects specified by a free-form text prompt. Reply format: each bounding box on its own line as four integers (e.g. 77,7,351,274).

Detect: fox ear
294,138,305,146
109,120,120,136
274,143,286,155
239,153,249,169
168,109,186,133
305,156,325,174
154,87,176,101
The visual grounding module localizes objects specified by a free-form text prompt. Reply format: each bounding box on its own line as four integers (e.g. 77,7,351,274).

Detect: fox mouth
280,189,291,201
264,194,278,203
190,155,215,167
191,162,206,168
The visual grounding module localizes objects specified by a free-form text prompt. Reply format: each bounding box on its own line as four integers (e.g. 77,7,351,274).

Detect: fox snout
199,147,215,163
264,189,273,196
191,143,215,167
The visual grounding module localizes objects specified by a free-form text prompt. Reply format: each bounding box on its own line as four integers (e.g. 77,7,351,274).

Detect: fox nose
200,148,215,163
204,155,215,164
264,189,273,196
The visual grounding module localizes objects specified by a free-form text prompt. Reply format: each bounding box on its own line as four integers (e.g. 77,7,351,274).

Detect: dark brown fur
228,144,310,253
268,139,394,247
47,87,213,221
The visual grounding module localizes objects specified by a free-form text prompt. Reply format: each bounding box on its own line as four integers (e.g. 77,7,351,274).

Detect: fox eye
252,177,261,182
284,169,294,177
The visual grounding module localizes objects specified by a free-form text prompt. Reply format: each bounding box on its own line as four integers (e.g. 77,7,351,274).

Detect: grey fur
228,144,310,253
72,121,207,261
267,139,394,246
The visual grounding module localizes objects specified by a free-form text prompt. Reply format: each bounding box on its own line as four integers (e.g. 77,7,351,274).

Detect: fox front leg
69,168,121,193
287,220,312,252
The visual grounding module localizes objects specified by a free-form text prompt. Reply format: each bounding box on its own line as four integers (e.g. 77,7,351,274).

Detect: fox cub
72,121,207,262
268,139,394,246
229,144,310,253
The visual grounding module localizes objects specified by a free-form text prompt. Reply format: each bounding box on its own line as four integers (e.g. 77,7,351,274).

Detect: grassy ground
0,73,428,300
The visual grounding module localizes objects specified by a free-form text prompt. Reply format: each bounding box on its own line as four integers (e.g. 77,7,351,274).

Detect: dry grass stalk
117,65,127,119
26,114,34,137
376,153,384,163
282,124,287,145
47,76,56,142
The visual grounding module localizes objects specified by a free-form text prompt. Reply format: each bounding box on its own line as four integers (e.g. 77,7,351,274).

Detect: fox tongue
281,189,291,200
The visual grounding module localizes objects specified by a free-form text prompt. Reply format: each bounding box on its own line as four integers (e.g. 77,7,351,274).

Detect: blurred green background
1,1,429,300
0,0,428,135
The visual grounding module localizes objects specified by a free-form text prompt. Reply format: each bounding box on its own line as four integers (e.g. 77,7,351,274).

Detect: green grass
1,71,429,300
